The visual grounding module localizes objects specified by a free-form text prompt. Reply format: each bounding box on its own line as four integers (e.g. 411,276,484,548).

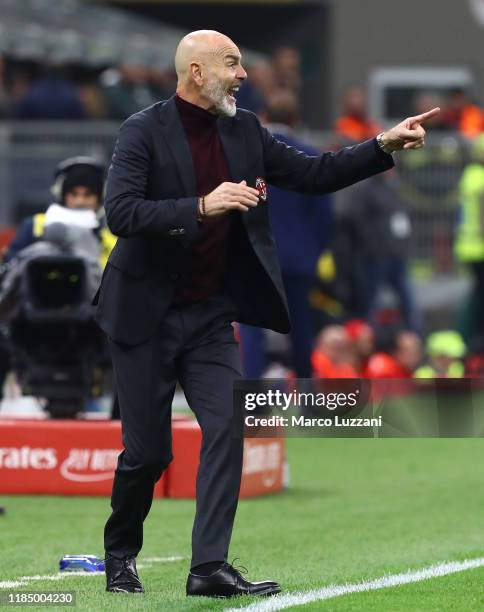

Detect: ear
190,61,203,86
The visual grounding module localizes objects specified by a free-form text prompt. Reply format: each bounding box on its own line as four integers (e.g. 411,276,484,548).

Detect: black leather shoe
186,561,281,598
105,555,144,593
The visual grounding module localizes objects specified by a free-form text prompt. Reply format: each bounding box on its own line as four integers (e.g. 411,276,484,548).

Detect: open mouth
227,85,240,102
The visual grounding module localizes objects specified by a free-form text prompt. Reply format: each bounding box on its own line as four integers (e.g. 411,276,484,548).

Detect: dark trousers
104,293,243,568
361,257,420,332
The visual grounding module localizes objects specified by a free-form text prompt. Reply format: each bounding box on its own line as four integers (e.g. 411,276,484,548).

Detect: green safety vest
454,163,484,262
414,361,464,379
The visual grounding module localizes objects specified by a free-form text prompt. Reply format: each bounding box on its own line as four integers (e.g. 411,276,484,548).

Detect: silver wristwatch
376,132,394,155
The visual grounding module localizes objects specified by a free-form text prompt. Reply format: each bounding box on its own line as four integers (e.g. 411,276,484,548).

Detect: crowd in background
332,86,484,144
1,45,484,405
0,47,302,122
234,76,484,383
0,54,175,120
0,48,483,139
310,324,474,380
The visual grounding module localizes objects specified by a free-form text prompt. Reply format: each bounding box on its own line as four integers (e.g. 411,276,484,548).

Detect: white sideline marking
0,581,25,588
226,557,484,612
0,573,101,589
0,555,186,589
142,556,185,563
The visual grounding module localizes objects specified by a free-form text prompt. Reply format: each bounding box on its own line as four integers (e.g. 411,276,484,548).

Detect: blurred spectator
13,65,86,120
236,60,273,114
272,47,302,93
100,62,170,121
247,59,278,100
2,57,41,115
239,90,333,378
310,215,360,324
311,325,358,378
464,337,484,377
344,319,375,374
149,67,177,102
78,83,107,120
346,171,419,331
68,63,108,120
334,86,382,143
4,157,115,267
454,134,484,343
440,88,483,138
414,331,465,378
365,330,422,378
235,81,265,115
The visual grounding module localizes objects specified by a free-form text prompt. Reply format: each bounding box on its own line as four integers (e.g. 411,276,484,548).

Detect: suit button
169,272,180,281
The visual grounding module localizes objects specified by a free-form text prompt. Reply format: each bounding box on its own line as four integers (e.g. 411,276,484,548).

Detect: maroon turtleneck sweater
174,94,232,303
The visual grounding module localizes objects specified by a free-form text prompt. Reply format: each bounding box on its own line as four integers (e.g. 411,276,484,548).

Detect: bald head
175,30,234,81
174,30,247,117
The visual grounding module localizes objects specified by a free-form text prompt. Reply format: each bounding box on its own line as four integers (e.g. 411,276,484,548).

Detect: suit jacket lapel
159,96,197,196
218,114,262,239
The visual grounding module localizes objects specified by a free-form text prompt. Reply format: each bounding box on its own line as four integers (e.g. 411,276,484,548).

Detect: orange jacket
334,115,382,142
460,105,484,138
364,353,411,379
311,350,358,378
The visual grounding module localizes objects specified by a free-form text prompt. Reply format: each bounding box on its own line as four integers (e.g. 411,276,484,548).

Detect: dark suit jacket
94,95,393,345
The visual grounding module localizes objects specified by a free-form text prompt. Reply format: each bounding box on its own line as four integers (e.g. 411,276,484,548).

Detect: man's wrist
377,132,395,155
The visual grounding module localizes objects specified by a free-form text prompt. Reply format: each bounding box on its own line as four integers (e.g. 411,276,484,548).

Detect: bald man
94,30,439,597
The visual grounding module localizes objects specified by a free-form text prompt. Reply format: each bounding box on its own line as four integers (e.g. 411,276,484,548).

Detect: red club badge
255,177,267,202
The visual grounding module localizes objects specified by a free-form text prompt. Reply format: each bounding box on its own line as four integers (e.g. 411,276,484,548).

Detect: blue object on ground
59,555,105,572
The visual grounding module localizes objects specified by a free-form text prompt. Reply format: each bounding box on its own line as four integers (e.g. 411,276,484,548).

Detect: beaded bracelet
197,195,206,222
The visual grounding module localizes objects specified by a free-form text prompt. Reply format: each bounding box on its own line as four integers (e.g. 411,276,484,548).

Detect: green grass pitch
1,438,484,610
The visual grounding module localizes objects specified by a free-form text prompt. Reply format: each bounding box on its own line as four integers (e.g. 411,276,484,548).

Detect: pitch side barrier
234,377,484,438
0,416,286,498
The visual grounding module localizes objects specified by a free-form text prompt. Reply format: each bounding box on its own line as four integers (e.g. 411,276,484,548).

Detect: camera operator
0,158,116,410
4,156,115,267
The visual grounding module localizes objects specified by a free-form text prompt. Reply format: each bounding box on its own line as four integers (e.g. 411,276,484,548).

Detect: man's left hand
381,107,441,153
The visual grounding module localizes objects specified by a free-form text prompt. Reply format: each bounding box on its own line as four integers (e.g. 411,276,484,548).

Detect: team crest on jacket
255,177,267,202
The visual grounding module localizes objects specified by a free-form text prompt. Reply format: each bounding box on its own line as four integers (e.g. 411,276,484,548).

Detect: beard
204,74,237,117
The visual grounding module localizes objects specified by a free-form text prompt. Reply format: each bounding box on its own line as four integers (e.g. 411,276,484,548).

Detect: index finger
411,107,441,124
